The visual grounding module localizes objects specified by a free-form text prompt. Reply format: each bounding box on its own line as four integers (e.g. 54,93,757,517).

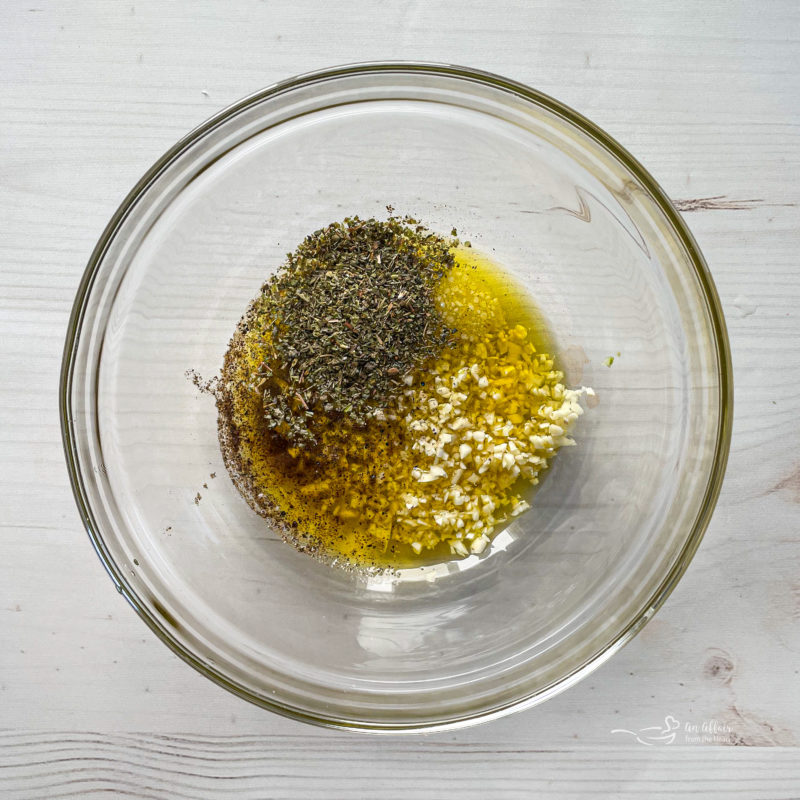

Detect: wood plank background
1,1,799,797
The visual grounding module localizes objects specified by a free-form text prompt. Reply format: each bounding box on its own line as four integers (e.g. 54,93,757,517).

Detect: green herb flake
255,215,455,447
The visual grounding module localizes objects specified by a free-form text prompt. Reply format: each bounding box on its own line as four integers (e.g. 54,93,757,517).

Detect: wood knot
703,648,735,685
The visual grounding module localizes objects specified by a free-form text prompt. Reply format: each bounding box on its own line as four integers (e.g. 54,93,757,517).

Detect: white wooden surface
2,1,799,796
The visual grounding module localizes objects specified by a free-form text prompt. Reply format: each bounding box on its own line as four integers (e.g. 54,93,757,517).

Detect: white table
2,1,799,796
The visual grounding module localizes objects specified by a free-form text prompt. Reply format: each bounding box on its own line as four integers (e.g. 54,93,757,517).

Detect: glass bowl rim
59,60,734,733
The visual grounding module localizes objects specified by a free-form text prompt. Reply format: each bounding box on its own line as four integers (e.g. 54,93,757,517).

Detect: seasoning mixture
217,215,591,568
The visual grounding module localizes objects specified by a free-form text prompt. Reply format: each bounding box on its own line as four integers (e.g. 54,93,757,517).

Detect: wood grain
1,734,799,799
1,0,799,796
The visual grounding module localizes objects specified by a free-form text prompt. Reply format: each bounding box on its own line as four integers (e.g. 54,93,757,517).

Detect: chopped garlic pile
393,320,589,556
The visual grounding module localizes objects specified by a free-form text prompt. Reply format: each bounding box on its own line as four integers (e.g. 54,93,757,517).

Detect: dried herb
255,215,455,447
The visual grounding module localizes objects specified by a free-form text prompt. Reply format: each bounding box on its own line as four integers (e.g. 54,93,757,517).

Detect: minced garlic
388,262,589,556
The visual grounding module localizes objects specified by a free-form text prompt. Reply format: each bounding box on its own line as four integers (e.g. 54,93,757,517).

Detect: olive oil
446,246,557,356
217,246,563,569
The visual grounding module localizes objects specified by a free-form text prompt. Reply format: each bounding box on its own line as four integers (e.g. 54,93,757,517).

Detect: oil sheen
218,247,563,568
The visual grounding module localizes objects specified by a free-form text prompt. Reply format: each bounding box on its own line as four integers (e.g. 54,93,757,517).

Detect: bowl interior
65,65,728,729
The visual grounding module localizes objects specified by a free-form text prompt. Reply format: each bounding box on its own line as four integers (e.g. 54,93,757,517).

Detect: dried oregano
253,215,455,446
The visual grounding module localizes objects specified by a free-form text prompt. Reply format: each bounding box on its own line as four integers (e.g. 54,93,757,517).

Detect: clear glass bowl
61,63,732,731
